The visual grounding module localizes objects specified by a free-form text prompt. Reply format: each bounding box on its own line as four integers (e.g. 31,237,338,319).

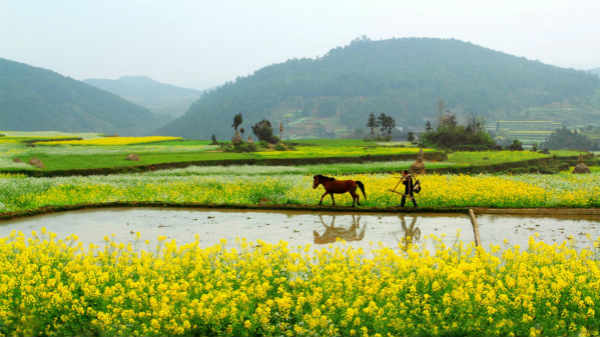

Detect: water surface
1,208,599,251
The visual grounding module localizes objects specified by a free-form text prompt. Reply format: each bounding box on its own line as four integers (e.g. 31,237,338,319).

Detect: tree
437,99,445,116
422,114,496,150
232,113,243,131
466,115,485,134
508,139,523,151
252,119,279,144
376,113,395,137
407,132,415,142
385,115,395,136
541,126,598,150
279,122,284,140
377,113,387,134
210,134,218,145
367,113,377,135
425,121,432,132
439,111,457,129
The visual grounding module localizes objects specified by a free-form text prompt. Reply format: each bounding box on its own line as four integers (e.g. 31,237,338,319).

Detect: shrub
252,120,279,144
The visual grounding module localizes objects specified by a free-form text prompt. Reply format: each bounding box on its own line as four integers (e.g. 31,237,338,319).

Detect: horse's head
313,174,334,189
312,175,321,189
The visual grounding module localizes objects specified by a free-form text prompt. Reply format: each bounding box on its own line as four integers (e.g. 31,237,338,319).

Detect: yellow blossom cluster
42,136,181,145
1,231,600,336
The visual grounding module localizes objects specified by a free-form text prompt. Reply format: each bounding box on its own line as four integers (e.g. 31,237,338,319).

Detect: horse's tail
356,181,366,200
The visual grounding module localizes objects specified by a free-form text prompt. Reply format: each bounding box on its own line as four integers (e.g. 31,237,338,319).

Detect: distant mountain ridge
0,58,166,135
591,68,600,76
84,76,202,117
158,37,600,139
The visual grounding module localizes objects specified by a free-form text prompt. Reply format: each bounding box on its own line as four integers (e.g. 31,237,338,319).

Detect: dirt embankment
1,201,599,221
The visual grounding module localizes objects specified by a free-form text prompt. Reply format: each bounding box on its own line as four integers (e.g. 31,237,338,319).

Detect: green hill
84,76,202,117
158,37,600,139
0,58,167,135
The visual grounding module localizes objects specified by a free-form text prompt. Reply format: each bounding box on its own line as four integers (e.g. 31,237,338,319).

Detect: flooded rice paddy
1,208,600,251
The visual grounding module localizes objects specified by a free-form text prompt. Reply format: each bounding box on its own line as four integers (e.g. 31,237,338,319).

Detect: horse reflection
313,215,366,244
393,216,422,251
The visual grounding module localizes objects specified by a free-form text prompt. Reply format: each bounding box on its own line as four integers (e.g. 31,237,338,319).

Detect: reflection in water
313,215,366,244
393,216,422,251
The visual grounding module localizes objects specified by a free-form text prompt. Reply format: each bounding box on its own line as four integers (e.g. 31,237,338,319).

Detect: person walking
399,170,418,207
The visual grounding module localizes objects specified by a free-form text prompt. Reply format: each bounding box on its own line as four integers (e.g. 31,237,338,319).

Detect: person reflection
313,214,366,244
393,215,421,251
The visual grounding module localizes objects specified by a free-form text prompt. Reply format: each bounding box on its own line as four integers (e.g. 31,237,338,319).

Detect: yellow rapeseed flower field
43,136,181,145
1,231,600,336
1,172,599,212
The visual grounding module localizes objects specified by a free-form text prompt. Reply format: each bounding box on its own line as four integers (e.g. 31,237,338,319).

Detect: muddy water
0,208,599,251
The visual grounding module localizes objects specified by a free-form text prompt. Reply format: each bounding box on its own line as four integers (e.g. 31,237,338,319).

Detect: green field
0,132,586,173
0,135,433,172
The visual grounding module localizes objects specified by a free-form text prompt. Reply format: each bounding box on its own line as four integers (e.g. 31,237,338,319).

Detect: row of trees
228,110,597,152
366,113,396,139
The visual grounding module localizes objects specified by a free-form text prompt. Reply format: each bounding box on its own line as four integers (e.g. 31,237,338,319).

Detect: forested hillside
0,58,165,135
159,37,600,139
84,76,202,117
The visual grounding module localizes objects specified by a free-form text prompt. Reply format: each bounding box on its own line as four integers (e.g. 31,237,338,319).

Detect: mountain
0,58,167,135
591,68,600,76
158,37,600,139
84,76,202,117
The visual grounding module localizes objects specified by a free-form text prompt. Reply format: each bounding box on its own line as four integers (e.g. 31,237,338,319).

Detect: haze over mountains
159,38,600,139
84,76,202,117
0,58,166,135
591,68,600,77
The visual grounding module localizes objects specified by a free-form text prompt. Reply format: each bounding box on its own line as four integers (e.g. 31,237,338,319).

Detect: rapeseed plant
1,232,600,336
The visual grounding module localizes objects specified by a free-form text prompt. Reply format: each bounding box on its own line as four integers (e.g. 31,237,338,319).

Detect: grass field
0,132,585,173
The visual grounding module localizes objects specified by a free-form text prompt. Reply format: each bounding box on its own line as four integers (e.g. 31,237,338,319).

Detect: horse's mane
314,174,336,181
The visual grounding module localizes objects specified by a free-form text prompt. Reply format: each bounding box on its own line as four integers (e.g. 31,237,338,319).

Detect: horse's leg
319,191,328,205
330,193,335,206
353,188,360,206
349,190,358,207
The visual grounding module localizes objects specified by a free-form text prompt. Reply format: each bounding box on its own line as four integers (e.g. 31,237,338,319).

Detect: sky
1,0,599,90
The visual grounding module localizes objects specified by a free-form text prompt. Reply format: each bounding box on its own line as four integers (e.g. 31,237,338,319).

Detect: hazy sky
1,1,599,89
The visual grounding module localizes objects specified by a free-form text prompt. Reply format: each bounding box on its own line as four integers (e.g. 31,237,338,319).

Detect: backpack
413,179,421,194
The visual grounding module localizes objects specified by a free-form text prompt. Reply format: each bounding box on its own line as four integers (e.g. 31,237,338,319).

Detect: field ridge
2,201,600,221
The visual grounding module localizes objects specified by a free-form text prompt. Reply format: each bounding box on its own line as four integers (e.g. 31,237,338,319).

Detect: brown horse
313,174,366,207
